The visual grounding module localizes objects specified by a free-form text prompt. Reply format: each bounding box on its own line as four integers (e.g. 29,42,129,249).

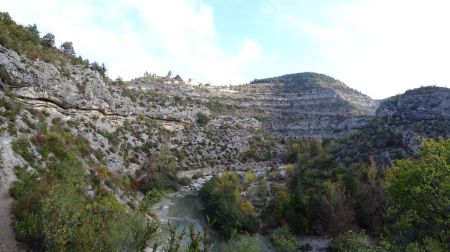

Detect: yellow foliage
276,190,289,203
218,172,239,189
95,166,108,180
244,171,256,184
286,164,295,175
240,200,255,215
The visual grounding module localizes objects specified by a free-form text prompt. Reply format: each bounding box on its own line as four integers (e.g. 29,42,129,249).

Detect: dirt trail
0,136,22,252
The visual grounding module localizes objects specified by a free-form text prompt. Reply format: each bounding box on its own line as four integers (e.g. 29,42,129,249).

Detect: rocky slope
335,86,450,166
241,73,378,138
125,72,379,138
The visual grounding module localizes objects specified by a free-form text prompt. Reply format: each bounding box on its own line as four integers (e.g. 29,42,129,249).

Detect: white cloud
5,0,449,98
264,0,450,98
2,0,262,84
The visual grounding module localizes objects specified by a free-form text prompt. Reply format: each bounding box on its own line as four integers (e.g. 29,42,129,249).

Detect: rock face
335,86,450,166
126,73,378,138
240,73,378,138
377,86,450,151
1,44,379,139
377,86,450,121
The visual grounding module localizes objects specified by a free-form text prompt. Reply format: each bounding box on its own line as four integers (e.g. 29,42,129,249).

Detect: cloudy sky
3,0,450,98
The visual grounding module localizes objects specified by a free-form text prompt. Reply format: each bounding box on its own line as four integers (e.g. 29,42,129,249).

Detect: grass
12,137,36,166
98,129,120,146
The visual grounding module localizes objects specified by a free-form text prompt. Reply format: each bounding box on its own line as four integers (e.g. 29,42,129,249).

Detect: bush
0,12,88,65
0,96,22,121
136,145,180,192
12,137,36,165
223,234,262,252
329,230,375,252
270,225,299,252
10,129,157,251
140,188,170,211
199,173,257,239
196,112,209,126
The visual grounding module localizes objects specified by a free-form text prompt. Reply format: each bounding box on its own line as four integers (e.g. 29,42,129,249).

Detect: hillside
0,12,449,252
245,72,378,138
125,72,378,138
332,86,450,167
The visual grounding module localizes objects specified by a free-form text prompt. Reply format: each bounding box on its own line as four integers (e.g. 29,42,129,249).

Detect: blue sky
3,0,450,99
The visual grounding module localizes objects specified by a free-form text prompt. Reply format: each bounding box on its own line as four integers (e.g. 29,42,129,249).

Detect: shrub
136,145,180,192
199,173,257,239
0,96,22,121
196,112,209,126
10,128,157,251
270,225,299,252
223,234,262,252
12,137,36,165
329,230,375,252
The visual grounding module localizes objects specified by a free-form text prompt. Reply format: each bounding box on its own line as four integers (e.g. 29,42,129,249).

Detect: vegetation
250,72,341,87
0,95,22,122
0,12,87,65
10,127,157,251
383,138,450,250
199,138,450,251
270,225,299,252
222,234,262,252
241,134,277,162
199,173,257,239
2,11,450,251
196,112,209,126
136,144,180,192
329,230,374,252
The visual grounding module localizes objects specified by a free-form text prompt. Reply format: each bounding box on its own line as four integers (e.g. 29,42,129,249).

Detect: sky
2,0,450,99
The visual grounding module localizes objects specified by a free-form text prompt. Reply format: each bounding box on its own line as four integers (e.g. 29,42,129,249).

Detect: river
149,175,329,252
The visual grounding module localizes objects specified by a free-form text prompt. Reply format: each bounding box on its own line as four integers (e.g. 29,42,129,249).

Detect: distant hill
243,72,378,138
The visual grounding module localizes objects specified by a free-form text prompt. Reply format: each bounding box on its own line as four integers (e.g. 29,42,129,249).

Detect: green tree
199,173,257,239
384,138,450,250
41,33,55,47
26,24,39,38
60,41,75,55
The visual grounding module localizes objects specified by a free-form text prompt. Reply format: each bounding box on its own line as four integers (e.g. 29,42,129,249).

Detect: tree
60,41,75,55
26,24,39,38
166,70,172,79
41,33,55,47
384,138,450,250
317,182,355,236
356,157,385,232
199,173,257,239
89,62,107,77
100,63,107,77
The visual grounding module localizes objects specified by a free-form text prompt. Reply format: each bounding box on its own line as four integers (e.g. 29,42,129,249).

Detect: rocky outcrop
126,73,378,138
377,86,450,151
2,43,376,140
335,86,450,166
377,86,450,121
0,45,203,123
235,73,378,138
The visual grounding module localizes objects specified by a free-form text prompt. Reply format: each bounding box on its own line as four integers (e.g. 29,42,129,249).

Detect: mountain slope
335,86,450,166
246,72,378,138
